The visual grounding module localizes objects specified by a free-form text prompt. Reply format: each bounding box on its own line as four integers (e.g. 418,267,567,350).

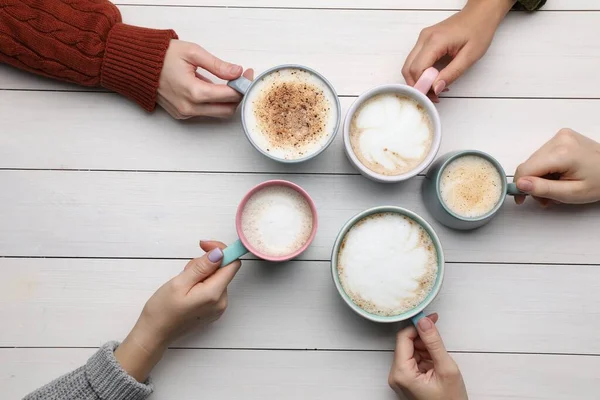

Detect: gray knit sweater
24,342,153,400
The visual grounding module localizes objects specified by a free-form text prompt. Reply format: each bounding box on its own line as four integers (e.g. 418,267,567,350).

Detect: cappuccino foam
350,94,433,176
244,68,338,160
337,213,438,317
241,186,313,257
440,155,503,218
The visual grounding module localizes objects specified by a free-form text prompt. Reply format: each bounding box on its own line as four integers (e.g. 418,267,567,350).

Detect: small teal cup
422,150,526,231
330,206,445,325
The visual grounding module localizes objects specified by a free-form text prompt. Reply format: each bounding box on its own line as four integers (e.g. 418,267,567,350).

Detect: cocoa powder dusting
254,80,328,151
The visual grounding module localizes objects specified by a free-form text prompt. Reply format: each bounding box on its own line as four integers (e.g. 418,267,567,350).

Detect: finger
242,68,255,80
402,40,425,86
395,325,418,365
190,83,243,104
435,46,479,89
188,102,239,118
185,44,243,80
409,42,447,90
201,258,242,294
157,96,187,120
416,317,453,370
178,248,224,287
199,240,228,252
516,177,585,203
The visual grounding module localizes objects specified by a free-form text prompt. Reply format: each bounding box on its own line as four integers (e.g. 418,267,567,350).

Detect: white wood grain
112,0,599,10
1,258,599,354
1,171,599,264
1,92,599,174
1,9,599,98
2,348,599,400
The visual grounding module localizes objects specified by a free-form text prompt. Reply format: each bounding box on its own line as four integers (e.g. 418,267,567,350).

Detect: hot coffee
240,185,314,257
337,212,438,317
440,155,503,218
244,68,338,161
350,94,434,176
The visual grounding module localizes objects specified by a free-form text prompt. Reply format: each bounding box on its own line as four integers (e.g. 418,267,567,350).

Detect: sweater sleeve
23,342,153,400
0,0,177,111
514,0,546,11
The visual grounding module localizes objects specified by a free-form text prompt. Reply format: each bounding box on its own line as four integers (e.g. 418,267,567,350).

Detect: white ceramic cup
342,67,442,183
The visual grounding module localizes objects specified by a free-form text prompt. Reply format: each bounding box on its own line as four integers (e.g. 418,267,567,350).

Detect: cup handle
413,67,439,95
221,239,249,267
411,312,426,327
227,76,252,95
507,182,528,196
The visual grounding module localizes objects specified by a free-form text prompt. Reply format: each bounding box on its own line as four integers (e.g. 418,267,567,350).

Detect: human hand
514,129,600,206
115,240,241,381
402,0,513,102
158,40,254,119
388,314,468,400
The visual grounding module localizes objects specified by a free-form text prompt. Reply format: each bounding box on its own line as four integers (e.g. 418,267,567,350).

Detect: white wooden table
1,1,600,399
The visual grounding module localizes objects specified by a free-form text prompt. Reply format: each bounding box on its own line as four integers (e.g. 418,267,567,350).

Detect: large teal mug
422,150,527,230
330,206,445,325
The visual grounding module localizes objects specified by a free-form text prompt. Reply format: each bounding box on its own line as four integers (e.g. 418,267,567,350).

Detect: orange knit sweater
0,0,178,111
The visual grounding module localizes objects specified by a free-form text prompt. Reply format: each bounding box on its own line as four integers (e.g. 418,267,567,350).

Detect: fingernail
208,248,223,263
517,179,534,192
433,80,446,96
418,317,434,332
229,64,242,75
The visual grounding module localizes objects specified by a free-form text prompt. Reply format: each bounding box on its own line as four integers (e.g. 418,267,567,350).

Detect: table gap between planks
1,1,599,399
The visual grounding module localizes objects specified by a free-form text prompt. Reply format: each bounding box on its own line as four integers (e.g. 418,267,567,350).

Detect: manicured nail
517,178,534,192
433,80,446,96
418,317,434,332
208,248,223,263
229,64,242,75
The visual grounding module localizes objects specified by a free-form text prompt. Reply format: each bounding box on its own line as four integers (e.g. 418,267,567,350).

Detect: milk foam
337,213,438,316
350,94,433,176
440,155,503,218
244,68,338,160
241,186,313,257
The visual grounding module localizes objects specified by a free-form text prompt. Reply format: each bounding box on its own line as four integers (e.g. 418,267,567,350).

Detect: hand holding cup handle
413,67,440,96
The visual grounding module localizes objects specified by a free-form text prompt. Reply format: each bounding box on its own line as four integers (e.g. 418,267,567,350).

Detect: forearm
464,0,516,26
24,342,153,400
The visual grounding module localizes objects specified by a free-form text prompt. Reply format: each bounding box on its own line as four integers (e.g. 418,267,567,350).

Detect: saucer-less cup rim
434,150,522,222
343,68,442,183
221,180,319,266
228,64,342,164
330,206,445,324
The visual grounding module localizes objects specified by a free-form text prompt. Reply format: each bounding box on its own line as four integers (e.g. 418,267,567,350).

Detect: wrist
114,322,169,382
465,0,515,26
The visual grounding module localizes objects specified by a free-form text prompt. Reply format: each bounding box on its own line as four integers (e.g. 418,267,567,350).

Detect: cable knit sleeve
0,0,178,111
24,342,153,400
514,0,546,11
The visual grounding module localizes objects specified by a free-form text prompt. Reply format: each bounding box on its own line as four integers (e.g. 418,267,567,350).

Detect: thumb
186,44,243,80
416,317,453,369
179,248,223,287
434,48,477,94
517,176,583,203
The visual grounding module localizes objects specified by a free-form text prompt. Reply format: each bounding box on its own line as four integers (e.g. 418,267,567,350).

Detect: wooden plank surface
1,9,599,98
1,92,599,174
113,1,600,10
2,258,599,354
2,348,599,400
1,171,599,264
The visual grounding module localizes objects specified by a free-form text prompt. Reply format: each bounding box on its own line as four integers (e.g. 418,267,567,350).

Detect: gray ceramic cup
422,150,527,230
227,64,341,164
331,206,445,325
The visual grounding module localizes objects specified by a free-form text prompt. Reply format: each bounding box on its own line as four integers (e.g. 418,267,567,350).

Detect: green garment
514,0,546,11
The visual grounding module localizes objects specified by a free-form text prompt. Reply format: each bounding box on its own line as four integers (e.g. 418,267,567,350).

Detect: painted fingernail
433,80,446,96
418,317,434,331
517,179,534,192
229,64,242,75
208,248,223,263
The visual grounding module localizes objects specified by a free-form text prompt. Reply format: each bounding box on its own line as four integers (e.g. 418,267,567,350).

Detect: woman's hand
402,0,514,102
388,314,468,400
114,240,241,381
158,40,254,119
514,129,600,206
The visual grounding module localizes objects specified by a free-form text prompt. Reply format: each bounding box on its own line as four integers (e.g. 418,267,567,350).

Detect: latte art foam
244,68,338,160
241,186,314,257
440,155,503,218
350,94,433,176
337,213,438,317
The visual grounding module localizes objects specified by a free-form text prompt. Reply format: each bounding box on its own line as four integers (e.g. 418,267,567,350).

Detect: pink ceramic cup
221,180,318,265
